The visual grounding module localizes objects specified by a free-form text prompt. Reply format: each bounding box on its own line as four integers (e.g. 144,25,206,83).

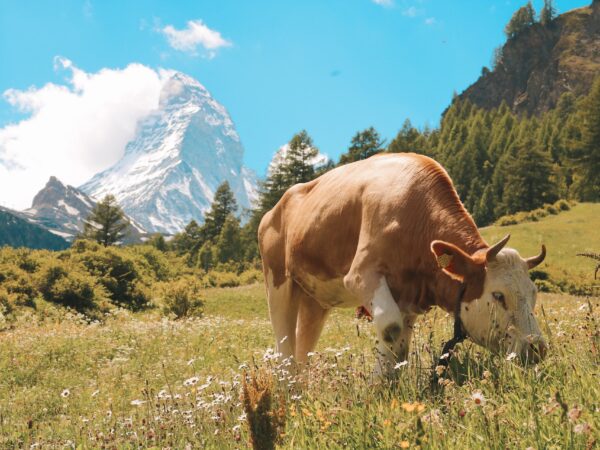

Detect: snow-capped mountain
22,176,96,240
22,176,145,242
80,72,257,234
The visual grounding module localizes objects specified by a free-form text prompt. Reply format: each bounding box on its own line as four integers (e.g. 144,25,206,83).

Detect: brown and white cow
258,153,547,376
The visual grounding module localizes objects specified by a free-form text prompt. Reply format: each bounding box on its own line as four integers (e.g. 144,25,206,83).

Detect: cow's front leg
370,278,416,377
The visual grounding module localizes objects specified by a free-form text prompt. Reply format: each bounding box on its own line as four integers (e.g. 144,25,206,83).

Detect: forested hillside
460,1,600,115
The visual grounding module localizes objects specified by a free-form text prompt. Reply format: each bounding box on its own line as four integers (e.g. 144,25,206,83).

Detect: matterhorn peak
80,71,257,234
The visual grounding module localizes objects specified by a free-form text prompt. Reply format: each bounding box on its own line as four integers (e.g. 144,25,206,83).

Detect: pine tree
203,181,238,241
171,220,203,255
502,142,559,214
82,195,130,246
570,77,600,200
215,215,242,264
505,2,536,38
281,130,319,185
540,0,556,26
388,119,422,153
339,127,384,165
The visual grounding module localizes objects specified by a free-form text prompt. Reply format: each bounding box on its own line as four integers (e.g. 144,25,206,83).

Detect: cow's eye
492,292,505,302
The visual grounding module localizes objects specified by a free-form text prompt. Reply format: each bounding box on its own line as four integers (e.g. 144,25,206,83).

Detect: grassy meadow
0,204,599,448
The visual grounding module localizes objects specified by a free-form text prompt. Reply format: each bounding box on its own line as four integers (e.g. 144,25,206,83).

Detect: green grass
1,205,599,448
0,286,598,448
482,203,600,290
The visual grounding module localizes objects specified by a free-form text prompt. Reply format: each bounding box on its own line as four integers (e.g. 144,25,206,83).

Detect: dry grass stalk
241,369,286,450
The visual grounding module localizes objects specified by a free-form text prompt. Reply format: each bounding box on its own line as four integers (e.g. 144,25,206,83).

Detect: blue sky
0,0,590,207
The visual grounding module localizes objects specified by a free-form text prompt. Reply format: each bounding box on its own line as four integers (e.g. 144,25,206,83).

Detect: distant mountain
80,72,258,234
0,207,69,250
459,2,600,115
22,176,145,243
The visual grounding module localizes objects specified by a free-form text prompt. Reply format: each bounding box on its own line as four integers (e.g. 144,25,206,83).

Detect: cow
258,153,547,376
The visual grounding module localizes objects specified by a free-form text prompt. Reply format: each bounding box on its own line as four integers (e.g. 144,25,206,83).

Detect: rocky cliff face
22,176,145,242
80,72,257,234
459,3,600,115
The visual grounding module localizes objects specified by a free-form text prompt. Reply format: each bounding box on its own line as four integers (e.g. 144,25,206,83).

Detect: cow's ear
430,240,484,281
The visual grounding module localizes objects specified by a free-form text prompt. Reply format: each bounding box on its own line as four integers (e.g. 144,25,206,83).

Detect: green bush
35,260,108,312
158,278,203,318
496,200,575,226
205,271,240,288
72,247,150,310
0,263,36,307
556,199,571,211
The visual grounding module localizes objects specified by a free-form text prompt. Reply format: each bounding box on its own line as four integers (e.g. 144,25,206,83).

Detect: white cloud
424,17,436,25
0,58,168,209
402,6,421,17
161,20,231,57
372,0,394,7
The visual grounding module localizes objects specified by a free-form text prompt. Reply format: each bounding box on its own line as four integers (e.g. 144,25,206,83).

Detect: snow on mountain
22,176,145,242
80,72,258,234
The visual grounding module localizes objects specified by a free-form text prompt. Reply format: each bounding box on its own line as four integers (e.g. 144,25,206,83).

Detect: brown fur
258,153,489,315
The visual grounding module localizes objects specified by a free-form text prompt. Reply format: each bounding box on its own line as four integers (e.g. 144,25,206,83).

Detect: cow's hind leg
295,287,330,363
266,274,298,362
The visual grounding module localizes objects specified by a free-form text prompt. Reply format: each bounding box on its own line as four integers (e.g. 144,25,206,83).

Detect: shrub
239,268,263,285
205,271,240,288
36,261,108,312
556,199,571,211
158,278,203,318
0,263,36,307
72,247,150,310
535,279,559,293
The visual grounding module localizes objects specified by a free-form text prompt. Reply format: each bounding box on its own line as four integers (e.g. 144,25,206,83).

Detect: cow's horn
486,234,511,262
525,245,546,269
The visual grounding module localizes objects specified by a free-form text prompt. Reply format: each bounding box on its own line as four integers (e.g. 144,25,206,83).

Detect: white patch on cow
370,278,417,376
460,248,546,362
265,270,297,361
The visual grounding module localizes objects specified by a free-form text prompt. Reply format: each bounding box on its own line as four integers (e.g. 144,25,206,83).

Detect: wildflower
422,408,442,426
574,422,591,434
506,352,518,361
482,370,492,379
471,391,486,406
130,399,146,406
394,360,408,369
290,394,302,401
568,406,581,422
183,376,200,386
400,441,410,449
402,402,425,413
60,389,70,398
383,419,392,427
157,390,170,399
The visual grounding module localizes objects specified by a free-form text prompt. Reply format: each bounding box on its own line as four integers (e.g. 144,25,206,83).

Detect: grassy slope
481,203,600,288
1,204,599,448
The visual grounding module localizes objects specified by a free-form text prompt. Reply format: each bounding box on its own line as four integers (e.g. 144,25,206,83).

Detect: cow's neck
428,204,487,313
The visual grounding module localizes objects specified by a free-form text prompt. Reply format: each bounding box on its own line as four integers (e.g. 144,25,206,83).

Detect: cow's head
431,235,547,363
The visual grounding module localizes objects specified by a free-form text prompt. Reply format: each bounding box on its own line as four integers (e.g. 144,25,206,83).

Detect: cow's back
259,153,472,309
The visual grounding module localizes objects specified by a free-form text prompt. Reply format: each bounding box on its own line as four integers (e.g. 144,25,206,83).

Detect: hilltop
459,2,600,115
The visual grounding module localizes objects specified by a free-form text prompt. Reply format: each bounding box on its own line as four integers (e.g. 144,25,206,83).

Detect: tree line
83,75,599,270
